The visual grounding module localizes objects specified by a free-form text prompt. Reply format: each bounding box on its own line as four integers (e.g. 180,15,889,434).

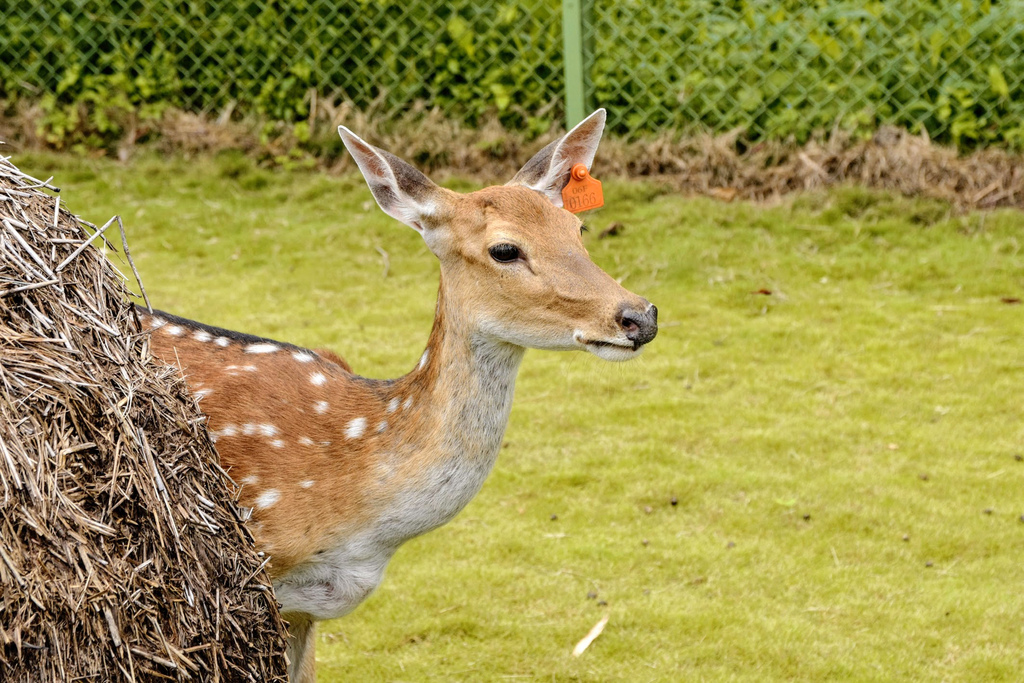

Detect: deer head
338,109,657,362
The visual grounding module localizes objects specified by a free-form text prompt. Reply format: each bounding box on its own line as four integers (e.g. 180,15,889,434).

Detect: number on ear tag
561,164,604,213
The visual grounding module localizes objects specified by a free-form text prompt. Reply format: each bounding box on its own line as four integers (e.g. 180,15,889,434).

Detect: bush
0,0,561,151
589,0,1024,148
2,0,1024,151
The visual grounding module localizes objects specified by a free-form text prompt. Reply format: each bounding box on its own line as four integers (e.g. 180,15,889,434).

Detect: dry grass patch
6,100,1024,211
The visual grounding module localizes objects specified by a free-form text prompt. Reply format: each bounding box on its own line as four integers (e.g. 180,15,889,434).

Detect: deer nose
617,302,658,347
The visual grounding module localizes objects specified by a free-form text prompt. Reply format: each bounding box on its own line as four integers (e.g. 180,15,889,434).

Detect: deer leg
285,613,317,682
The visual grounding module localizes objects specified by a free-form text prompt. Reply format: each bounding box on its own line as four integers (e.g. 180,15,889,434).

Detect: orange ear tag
561,163,604,213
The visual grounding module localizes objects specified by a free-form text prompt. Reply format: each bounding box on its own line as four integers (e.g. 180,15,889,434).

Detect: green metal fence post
562,0,586,128
582,0,595,113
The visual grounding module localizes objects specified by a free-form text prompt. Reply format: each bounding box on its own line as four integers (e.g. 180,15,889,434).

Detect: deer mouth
574,332,642,361
587,339,637,351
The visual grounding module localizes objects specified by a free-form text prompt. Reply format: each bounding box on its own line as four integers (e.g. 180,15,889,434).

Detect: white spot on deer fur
387,397,400,413
293,351,314,363
298,436,315,446
194,388,213,399
193,329,212,342
254,489,280,510
246,343,278,354
310,372,327,386
243,423,278,437
150,317,166,328
216,424,238,438
345,417,367,439
239,474,258,486
299,480,315,489
376,420,387,433
314,401,329,414
270,439,285,449
403,396,414,411
419,349,429,370
165,325,184,337
215,337,230,347
243,365,257,372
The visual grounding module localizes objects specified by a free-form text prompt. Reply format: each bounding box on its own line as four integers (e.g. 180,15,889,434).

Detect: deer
136,109,657,681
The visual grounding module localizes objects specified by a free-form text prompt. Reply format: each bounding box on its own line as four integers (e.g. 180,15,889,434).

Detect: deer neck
405,274,524,465
371,275,524,540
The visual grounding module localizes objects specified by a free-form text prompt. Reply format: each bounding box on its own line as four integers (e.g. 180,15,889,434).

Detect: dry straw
152,102,1024,211
5,100,1024,210
0,153,287,681
603,126,1024,211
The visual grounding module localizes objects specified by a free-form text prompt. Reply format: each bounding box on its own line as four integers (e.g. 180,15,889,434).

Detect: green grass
18,150,1024,681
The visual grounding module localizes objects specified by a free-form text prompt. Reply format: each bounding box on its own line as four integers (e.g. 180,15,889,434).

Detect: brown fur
140,309,445,575
312,348,350,372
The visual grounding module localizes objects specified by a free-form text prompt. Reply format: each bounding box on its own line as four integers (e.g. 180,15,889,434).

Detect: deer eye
488,243,521,263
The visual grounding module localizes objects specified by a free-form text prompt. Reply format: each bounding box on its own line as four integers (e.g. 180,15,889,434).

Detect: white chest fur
273,456,498,620
273,532,392,621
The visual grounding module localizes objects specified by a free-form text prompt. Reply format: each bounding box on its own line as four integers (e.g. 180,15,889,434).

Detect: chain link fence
2,1,563,132
3,1,1024,148
585,0,1024,147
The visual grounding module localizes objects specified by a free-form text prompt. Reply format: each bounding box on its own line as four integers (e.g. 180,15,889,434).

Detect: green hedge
0,0,563,148
3,0,1024,150
589,0,1024,148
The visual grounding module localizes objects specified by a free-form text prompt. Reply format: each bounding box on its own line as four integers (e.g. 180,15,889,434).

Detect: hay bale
0,154,288,681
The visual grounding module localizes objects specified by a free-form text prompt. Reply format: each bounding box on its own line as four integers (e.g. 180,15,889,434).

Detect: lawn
15,150,1024,682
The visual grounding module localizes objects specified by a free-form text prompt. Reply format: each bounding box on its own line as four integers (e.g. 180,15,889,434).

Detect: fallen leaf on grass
1000,297,1021,304
598,222,624,239
571,615,609,657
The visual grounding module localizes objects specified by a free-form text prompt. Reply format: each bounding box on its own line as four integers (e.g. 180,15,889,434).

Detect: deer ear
508,109,606,208
338,126,440,232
